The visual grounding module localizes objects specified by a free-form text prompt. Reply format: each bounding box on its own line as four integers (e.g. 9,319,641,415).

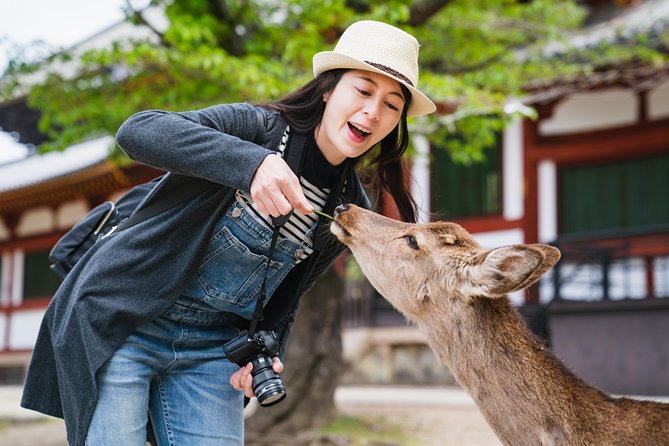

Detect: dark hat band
365,61,414,87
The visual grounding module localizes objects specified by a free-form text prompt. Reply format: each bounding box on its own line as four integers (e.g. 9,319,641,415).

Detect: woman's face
315,69,405,166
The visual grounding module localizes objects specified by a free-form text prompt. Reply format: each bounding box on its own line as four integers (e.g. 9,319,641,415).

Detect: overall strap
248,130,309,336
248,225,282,336
263,159,351,336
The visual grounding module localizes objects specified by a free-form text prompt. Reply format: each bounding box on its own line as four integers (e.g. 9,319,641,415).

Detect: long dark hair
263,69,417,223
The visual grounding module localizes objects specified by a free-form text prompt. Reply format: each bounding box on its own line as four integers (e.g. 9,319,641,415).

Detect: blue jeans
86,302,244,446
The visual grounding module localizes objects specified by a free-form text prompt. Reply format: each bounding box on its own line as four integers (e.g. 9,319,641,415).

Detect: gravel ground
0,386,501,446
0,418,68,446
338,404,501,446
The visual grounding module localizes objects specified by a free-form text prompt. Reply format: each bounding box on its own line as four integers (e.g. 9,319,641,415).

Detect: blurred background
1,0,668,444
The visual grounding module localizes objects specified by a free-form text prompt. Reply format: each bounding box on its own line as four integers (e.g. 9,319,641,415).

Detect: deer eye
404,235,419,250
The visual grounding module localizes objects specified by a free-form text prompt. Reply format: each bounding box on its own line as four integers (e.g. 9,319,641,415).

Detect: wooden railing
551,226,669,301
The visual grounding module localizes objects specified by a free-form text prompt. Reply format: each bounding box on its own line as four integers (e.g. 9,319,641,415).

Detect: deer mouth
331,204,353,242
330,220,351,242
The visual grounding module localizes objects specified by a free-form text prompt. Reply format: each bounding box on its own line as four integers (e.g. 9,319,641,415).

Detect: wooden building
1,1,668,394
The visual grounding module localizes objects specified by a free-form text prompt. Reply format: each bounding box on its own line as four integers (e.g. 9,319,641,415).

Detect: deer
331,204,669,446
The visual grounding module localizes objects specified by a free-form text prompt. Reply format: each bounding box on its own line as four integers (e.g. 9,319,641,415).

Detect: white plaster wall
472,228,525,249
57,199,89,230
654,256,669,298
8,310,45,350
502,119,524,221
11,252,23,306
648,79,669,121
0,252,9,306
536,159,559,303
539,89,638,135
538,160,558,243
411,134,431,224
0,314,5,350
15,207,54,237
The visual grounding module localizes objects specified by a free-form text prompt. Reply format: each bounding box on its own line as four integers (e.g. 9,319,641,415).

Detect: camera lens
251,355,286,407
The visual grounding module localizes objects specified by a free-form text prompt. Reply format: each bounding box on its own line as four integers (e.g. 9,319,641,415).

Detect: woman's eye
405,235,419,250
355,87,371,96
386,102,400,112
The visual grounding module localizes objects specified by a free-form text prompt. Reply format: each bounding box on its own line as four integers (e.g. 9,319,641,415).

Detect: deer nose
334,204,350,218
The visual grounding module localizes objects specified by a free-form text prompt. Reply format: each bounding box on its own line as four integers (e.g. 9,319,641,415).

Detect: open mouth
347,122,371,142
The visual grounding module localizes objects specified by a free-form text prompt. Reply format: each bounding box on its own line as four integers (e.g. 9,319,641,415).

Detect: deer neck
414,296,603,445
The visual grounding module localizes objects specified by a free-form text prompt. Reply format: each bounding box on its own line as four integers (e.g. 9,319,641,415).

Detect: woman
21,20,435,445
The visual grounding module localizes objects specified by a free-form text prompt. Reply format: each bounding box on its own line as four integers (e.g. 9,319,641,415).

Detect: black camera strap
248,130,308,337
249,227,281,336
248,157,349,337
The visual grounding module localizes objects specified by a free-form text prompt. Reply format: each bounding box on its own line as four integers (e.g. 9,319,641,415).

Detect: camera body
223,330,286,407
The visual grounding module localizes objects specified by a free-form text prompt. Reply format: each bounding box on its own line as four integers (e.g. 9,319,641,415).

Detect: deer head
331,204,560,320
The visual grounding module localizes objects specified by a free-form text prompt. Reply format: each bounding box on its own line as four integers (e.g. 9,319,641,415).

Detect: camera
223,330,286,407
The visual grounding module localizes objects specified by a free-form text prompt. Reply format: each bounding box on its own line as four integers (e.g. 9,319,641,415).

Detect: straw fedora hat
313,20,436,117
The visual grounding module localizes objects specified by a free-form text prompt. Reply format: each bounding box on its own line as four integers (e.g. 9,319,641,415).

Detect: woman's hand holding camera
229,357,284,398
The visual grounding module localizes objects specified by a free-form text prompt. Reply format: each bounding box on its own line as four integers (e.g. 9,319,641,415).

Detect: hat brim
313,52,436,118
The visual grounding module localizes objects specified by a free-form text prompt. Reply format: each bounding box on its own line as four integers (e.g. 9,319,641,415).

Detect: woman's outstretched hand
229,357,284,398
250,154,312,217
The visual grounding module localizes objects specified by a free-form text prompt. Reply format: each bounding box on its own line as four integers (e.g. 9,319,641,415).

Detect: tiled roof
0,136,112,194
520,0,669,104
544,0,669,56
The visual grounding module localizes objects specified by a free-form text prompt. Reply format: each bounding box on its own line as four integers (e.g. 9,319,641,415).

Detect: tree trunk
245,264,346,438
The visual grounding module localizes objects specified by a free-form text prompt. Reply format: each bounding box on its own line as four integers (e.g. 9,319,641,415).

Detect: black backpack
49,173,217,279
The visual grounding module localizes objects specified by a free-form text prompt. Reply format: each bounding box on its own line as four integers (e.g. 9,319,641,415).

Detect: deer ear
508,244,561,292
475,246,546,297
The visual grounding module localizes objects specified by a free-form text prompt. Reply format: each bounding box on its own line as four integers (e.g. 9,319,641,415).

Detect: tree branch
408,0,453,26
124,0,171,48
344,0,370,14
208,0,246,57
439,41,530,74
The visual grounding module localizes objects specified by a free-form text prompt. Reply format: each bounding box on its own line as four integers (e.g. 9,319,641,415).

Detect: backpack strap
114,177,211,232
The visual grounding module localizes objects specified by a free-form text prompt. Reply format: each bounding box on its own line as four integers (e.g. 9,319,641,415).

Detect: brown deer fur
331,204,669,446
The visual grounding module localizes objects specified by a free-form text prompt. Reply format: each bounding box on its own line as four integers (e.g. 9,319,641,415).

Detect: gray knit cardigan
21,103,369,446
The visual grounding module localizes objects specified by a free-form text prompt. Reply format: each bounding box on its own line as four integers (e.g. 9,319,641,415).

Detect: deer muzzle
331,204,355,243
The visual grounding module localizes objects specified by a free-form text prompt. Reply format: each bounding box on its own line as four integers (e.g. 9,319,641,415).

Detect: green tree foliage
5,0,667,161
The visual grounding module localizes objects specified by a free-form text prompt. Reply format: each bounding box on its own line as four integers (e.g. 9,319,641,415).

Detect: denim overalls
87,200,311,446
176,200,308,319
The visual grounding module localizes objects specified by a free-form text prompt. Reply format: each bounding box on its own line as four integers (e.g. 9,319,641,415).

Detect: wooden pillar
2,213,20,241
645,256,655,298
638,90,648,124
523,119,540,304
